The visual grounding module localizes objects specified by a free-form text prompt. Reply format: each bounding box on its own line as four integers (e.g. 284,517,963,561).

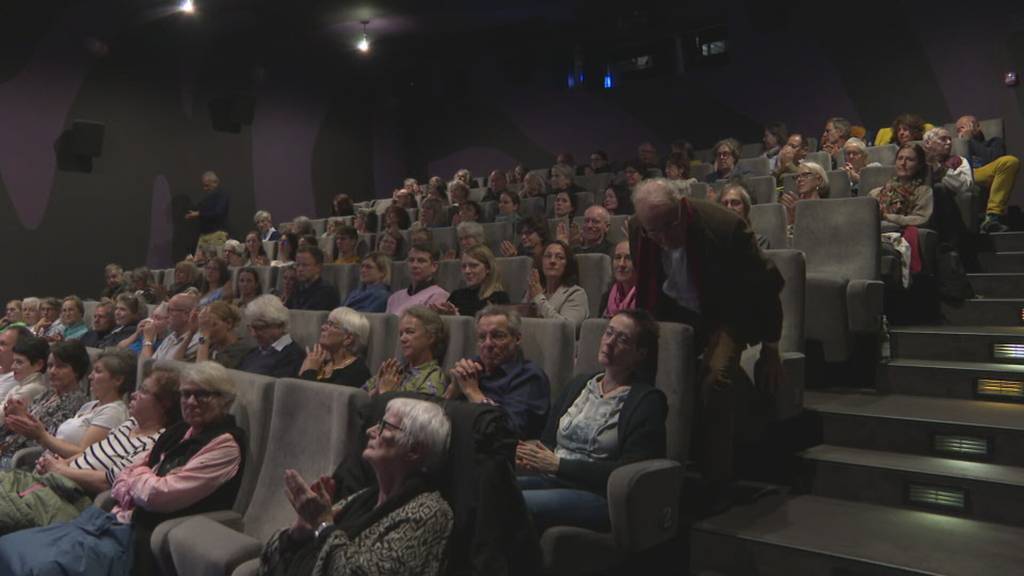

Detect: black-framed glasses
181,388,221,402
377,417,403,433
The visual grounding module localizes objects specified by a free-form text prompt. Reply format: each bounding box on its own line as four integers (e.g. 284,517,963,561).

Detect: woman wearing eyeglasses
0,361,246,575
300,307,372,387
779,161,830,234
258,397,453,576
516,309,667,533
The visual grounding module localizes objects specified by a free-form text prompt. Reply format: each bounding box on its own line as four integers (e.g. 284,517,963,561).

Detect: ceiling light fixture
357,20,370,53
180,0,195,14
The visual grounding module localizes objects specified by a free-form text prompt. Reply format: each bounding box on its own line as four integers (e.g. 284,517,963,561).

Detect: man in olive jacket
629,179,784,489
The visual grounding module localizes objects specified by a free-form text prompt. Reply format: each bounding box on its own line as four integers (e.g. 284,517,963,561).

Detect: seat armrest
11,446,44,470
151,510,244,576
847,280,884,333
607,459,683,552
94,490,115,511
168,516,263,576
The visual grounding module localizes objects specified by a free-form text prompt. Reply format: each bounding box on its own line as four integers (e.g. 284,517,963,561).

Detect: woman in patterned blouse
364,306,448,397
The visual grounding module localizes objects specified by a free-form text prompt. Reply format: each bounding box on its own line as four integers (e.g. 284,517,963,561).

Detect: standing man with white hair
629,179,784,504
186,170,230,252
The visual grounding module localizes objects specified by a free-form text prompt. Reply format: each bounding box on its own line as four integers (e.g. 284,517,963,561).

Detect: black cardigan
541,372,667,495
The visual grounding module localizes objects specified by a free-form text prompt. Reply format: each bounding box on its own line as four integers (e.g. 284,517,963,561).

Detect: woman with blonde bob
434,245,511,317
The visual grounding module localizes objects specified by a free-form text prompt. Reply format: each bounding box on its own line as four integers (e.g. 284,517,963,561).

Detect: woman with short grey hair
236,295,305,378
300,307,372,387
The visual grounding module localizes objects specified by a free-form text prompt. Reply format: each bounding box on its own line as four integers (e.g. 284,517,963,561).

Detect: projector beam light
357,20,370,53
180,0,195,14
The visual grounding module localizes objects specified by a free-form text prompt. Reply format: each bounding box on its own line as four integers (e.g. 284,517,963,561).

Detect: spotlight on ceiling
180,0,195,14
357,20,370,52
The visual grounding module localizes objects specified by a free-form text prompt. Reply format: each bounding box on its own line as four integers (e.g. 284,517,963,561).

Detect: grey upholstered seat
389,261,410,291
737,156,770,177
287,310,329,350
573,173,614,194
363,312,399,373
522,196,547,218
749,203,788,250
859,165,896,196
793,197,883,362
690,163,713,182
740,142,764,158
482,221,514,252
435,259,463,292
804,150,831,171
519,317,575,402
322,264,359,303
574,253,612,318
866,144,897,166
746,174,776,204
495,256,533,303
827,170,853,198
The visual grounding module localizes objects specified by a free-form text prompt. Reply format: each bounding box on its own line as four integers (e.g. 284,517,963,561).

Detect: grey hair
828,117,852,138
254,210,272,224
401,306,448,361
327,306,370,354
923,126,951,144
22,297,40,310
222,239,245,256
181,361,237,407
456,221,485,242
632,178,681,209
523,172,547,195
96,348,138,395
476,304,523,338
843,137,868,156
799,161,831,197
720,181,752,213
202,171,220,184
245,295,290,329
387,397,451,475
550,164,574,181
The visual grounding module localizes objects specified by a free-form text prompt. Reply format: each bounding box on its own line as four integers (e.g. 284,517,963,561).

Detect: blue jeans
517,475,609,534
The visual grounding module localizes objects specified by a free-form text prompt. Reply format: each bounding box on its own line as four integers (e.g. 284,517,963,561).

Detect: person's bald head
167,293,198,334
955,115,981,139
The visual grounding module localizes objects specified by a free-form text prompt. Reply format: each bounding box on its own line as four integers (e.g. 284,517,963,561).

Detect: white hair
798,161,831,197
923,126,951,144
632,178,681,209
843,137,868,156
245,295,290,329
202,171,220,184
387,397,451,474
456,221,484,242
328,306,370,354
254,210,272,224
181,361,237,406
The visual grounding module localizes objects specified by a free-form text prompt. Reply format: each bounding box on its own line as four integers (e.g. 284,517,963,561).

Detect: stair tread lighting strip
993,343,1024,360
907,484,967,511
976,378,1024,399
932,434,990,457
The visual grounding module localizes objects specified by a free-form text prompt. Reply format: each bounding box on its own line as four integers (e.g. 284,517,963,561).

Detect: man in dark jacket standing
630,179,784,494
186,170,230,252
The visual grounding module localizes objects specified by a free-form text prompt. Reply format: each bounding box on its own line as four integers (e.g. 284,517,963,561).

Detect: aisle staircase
691,232,1024,575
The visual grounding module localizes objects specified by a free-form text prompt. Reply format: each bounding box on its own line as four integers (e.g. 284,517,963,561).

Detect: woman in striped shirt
0,364,181,534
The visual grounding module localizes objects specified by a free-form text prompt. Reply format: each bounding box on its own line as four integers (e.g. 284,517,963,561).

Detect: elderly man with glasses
629,179,784,506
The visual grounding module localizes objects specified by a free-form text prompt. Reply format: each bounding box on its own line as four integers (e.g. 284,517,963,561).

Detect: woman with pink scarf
600,241,637,318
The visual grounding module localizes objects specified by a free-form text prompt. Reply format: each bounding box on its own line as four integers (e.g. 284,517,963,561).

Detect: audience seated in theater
821,116,852,166
584,150,612,175
384,204,412,232
705,139,747,183
869,143,933,227
198,257,233,308
20,298,40,332
98,293,143,349
409,224,433,250
220,240,244,268
771,133,810,184
435,245,510,318
100,264,128,300
365,306,447,397
191,246,217,269
922,127,977,253
192,301,251,370
553,189,578,220
631,179,784,492
286,246,341,312
458,200,483,224
517,309,666,532
425,176,449,205
297,234,318,251
956,114,1021,233
1,301,21,331
555,151,576,175
290,216,316,238
331,193,355,217
393,189,417,212
236,295,305,378
0,336,48,428
144,293,199,361
354,210,378,235
232,267,263,309
522,171,547,198
0,363,178,534
343,253,392,313
323,217,342,239
255,210,280,242
840,137,880,195
484,169,509,203
274,264,298,304
511,163,527,184
0,328,31,402
387,244,450,317
500,215,550,265
79,299,114,349
376,228,404,261
333,225,360,264
32,298,61,339
418,197,448,229
636,142,661,177
117,303,170,356
781,161,830,230
621,159,646,192
257,397,452,576
719,181,770,249
763,121,788,159
402,177,421,199
446,306,550,439
528,240,590,325
0,361,245,575
57,295,88,340
128,267,166,305
575,205,614,256
496,190,522,228
550,164,583,199
0,340,90,465
299,306,372,387
168,260,200,297
665,152,698,197
603,183,634,216
877,113,929,146
450,221,484,260
5,347,133,469
600,241,637,318
454,168,472,187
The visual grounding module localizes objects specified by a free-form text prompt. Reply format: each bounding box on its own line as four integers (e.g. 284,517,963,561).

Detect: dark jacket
196,189,230,234
629,197,784,349
237,340,305,378
541,373,667,495
967,132,1006,168
285,276,341,311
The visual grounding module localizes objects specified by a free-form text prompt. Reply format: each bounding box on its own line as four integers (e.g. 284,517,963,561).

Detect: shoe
980,216,1009,234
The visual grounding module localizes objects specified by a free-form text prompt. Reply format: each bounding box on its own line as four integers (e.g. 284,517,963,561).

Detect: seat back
432,226,457,255
980,117,1004,140
782,172,797,196
309,219,326,235
225,369,276,513
496,256,533,303
737,156,770,177
827,170,852,198
435,260,463,292
442,315,477,369
762,250,806,353
749,203,787,249
390,261,411,291
242,379,368,542
363,312,399,373
83,300,99,327
739,142,764,158
574,173,614,194
690,163,713,182
288,310,329,350
574,192,594,216
521,197,547,219
482,221,514,252
575,254,612,317
574,319,695,464
866,144,897,166
689,181,710,200
804,151,831,171
746,174,776,204
247,266,277,298
793,197,880,279
519,318,575,402
859,165,896,197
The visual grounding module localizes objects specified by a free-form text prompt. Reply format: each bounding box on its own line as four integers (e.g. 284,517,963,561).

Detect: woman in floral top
364,306,447,397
